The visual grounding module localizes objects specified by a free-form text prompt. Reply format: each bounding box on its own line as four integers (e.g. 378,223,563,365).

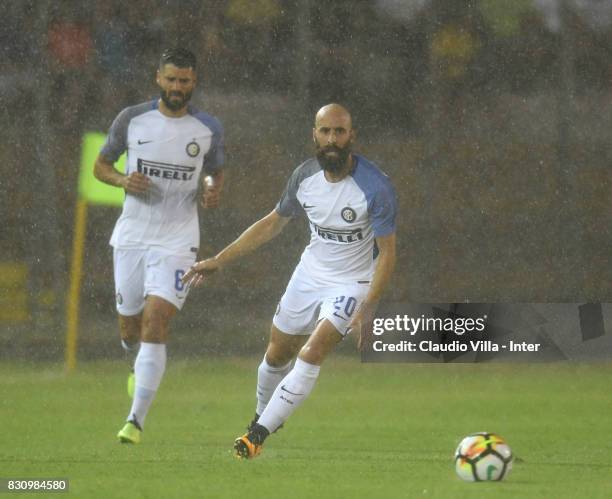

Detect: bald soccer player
183,104,397,458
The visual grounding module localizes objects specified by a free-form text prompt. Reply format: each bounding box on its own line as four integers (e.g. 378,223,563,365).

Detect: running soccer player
182,103,397,458
93,48,224,444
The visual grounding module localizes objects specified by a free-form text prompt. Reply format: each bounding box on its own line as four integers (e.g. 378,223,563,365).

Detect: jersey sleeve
275,167,302,218
202,117,224,173
100,108,130,162
368,179,397,237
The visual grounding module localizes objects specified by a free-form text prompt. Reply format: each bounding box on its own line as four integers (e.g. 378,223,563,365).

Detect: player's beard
160,89,192,111
316,144,351,174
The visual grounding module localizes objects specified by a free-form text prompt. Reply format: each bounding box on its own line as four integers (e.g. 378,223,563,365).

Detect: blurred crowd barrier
1,0,610,359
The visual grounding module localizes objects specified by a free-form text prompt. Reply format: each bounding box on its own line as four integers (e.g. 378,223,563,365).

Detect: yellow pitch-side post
65,132,125,372
65,198,88,371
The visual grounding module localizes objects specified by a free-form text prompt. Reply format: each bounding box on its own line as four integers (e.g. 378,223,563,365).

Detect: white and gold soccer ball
454,432,513,482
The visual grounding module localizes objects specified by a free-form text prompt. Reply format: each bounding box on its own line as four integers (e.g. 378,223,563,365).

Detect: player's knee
265,344,295,367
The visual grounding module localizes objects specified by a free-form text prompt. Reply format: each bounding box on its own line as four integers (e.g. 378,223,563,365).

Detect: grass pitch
1,358,612,498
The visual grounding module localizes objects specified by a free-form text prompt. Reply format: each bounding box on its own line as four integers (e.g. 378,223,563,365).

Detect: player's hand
202,187,221,208
350,301,377,352
201,176,222,208
181,258,220,288
352,311,369,352
122,172,150,194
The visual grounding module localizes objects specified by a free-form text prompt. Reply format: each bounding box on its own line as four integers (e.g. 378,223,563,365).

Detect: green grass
1,358,612,498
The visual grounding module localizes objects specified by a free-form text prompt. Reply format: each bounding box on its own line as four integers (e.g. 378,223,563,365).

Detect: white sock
256,357,292,416
127,342,166,428
258,358,320,433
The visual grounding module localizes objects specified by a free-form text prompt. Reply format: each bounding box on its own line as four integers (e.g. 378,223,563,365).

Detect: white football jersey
276,155,397,285
101,100,224,253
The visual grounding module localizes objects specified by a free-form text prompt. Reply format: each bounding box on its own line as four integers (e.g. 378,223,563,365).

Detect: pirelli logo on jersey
312,223,364,243
137,159,196,181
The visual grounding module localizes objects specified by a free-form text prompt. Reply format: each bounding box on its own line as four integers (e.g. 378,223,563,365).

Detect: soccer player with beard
94,48,225,444
182,103,397,458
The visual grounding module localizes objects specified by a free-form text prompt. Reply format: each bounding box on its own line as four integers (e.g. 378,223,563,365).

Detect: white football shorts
272,264,371,336
113,248,196,315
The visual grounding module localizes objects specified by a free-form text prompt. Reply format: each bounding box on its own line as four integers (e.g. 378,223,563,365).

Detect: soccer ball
454,432,513,482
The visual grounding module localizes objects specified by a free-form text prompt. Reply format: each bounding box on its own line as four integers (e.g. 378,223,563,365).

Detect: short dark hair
159,48,196,70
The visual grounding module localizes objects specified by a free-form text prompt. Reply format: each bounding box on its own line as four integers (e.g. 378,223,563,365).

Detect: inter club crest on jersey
186,140,200,157
341,206,356,223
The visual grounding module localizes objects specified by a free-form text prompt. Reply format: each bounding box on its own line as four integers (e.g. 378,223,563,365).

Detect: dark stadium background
1,0,610,361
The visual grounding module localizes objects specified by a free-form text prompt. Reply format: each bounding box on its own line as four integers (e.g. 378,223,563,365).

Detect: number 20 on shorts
333,295,357,320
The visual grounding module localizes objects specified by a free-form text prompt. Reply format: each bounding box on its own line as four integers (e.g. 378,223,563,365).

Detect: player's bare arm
201,170,224,208
94,153,150,194
182,209,290,287
351,233,396,350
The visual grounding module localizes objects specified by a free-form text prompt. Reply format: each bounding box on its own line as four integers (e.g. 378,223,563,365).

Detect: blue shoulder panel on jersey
276,158,321,218
100,100,157,162
189,106,225,171
351,154,397,237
